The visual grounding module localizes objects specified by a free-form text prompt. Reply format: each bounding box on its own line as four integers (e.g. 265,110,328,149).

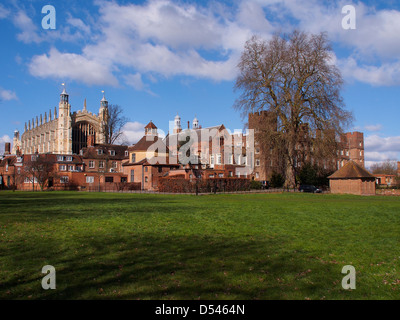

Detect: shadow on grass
0,232,340,300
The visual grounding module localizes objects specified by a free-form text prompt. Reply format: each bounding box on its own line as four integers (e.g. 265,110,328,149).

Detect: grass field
0,191,399,300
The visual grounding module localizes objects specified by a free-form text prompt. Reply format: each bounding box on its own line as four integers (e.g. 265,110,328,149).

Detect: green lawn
0,191,399,300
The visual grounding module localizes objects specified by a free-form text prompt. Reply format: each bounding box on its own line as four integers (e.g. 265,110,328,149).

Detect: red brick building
248,111,365,183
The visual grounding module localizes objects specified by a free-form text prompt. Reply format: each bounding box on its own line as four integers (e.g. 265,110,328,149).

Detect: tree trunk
285,142,296,188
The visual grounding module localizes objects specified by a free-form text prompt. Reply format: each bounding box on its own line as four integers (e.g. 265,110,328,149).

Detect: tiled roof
145,121,157,129
328,161,375,179
128,136,169,153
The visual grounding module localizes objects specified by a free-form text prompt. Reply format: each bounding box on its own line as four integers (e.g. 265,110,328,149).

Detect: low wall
376,189,400,196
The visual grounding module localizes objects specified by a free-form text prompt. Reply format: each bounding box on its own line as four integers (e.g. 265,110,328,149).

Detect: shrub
270,172,285,188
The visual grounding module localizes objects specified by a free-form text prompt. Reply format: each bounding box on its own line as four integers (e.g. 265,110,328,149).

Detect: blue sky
1,0,400,167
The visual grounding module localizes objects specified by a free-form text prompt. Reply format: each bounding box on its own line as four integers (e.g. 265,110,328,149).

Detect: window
66,156,73,162
209,174,214,178
144,177,148,183
99,161,105,169
97,149,103,155
256,172,260,179
216,154,222,165
112,161,117,169
17,157,22,163
57,155,64,161
125,151,129,157
105,177,114,183
210,155,214,165
5,163,8,172
60,176,69,184
24,177,37,184
229,171,233,177
68,165,74,171
31,155,38,161
255,147,260,154
256,159,260,167
131,153,136,163
86,176,94,183
218,173,224,178
89,161,95,169
59,165,66,171
109,150,115,156
130,170,134,182
145,167,148,172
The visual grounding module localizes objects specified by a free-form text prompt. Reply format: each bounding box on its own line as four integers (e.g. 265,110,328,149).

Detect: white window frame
86,176,94,184
60,176,69,184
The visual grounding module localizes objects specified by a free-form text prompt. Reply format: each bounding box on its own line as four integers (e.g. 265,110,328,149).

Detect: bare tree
105,104,129,145
23,155,57,191
370,160,397,175
235,30,353,187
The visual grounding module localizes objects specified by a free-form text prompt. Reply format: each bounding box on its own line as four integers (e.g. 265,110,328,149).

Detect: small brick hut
328,161,376,195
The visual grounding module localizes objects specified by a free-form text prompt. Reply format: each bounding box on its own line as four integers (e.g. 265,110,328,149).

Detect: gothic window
72,122,96,155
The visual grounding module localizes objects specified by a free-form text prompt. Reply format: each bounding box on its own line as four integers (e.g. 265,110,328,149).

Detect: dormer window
66,156,73,162
109,150,115,156
125,150,128,157
17,157,22,163
57,155,64,162
97,149,103,155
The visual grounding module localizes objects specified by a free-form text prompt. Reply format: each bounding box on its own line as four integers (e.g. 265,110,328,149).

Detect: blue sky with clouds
1,0,400,167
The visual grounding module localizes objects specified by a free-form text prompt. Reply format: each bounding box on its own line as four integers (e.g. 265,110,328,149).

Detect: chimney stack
188,121,190,129
5,143,11,155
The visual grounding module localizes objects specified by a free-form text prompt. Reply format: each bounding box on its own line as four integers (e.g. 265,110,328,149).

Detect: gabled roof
328,161,375,179
145,121,157,129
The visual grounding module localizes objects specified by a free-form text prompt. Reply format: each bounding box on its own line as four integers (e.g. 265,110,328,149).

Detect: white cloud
67,15,91,35
0,88,18,101
365,135,400,165
122,122,147,145
364,124,382,132
123,73,159,96
20,0,400,87
29,48,118,86
0,4,9,19
13,10,43,44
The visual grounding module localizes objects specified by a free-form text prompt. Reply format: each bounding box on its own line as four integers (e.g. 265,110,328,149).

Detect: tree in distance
105,104,129,145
